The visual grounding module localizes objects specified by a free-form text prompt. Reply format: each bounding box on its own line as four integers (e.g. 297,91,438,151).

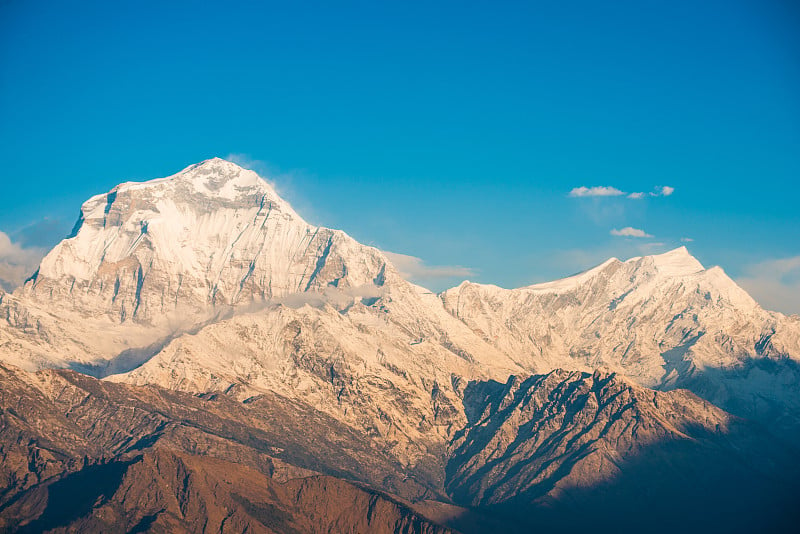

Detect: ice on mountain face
22,158,394,327
0,158,520,381
443,248,796,379
637,246,704,276
109,158,275,201
525,258,622,293
0,158,441,381
511,248,702,295
440,245,800,443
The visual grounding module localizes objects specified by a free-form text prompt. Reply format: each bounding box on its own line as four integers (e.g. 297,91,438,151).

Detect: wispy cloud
570,185,675,199
225,153,273,177
736,256,800,315
225,153,291,193
652,185,674,197
610,227,653,238
383,251,474,282
11,217,69,249
225,153,321,224
0,230,46,292
569,186,625,198
681,237,694,242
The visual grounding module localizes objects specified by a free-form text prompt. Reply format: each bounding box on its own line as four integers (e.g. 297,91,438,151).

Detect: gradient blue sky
1,0,799,312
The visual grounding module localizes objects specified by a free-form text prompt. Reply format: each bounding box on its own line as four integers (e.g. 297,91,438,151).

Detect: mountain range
1,158,798,533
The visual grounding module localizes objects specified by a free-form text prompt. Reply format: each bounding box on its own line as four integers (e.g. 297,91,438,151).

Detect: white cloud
0,231,46,292
569,186,625,198
225,153,289,192
383,251,474,281
569,185,675,199
649,185,675,197
736,256,800,315
681,237,694,242
274,284,385,310
610,227,653,238
225,153,271,176
225,153,324,225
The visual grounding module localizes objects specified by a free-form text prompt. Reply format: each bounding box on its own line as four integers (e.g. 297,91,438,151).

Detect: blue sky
1,0,799,313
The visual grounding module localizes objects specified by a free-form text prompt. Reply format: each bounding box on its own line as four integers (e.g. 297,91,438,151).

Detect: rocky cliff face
1,363,796,533
0,363,453,532
4,449,451,534
447,369,799,532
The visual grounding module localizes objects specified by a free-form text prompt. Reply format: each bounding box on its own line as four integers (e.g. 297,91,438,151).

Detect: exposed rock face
105,303,475,468
0,364,453,532
4,450,450,534
0,364,441,502
446,369,799,532
1,363,797,533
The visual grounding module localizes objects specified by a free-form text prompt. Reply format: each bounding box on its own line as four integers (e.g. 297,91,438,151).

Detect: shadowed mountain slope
446,369,799,533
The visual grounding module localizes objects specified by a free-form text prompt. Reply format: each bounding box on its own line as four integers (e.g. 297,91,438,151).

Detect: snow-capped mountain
0,159,520,465
441,246,800,441
1,158,798,531
442,246,799,386
2,158,799,435
25,157,394,321
0,159,515,377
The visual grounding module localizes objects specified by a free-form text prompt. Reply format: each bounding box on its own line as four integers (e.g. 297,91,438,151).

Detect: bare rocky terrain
0,364,452,532
448,369,799,532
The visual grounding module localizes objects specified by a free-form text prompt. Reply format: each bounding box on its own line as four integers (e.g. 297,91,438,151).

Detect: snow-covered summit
22,158,393,325
452,247,706,297
630,246,705,277
441,244,798,386
79,157,296,218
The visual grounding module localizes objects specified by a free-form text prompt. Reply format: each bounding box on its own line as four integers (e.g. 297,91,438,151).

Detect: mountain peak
100,158,276,205
636,246,704,276
24,159,392,329
185,157,258,180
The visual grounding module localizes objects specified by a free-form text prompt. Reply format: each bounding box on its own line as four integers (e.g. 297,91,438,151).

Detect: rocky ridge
441,248,800,441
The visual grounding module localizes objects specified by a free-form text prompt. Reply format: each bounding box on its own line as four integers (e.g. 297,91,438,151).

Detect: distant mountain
1,159,798,532
441,247,800,442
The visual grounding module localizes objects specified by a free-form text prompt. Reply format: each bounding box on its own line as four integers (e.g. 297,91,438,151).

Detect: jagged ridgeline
1,159,798,533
